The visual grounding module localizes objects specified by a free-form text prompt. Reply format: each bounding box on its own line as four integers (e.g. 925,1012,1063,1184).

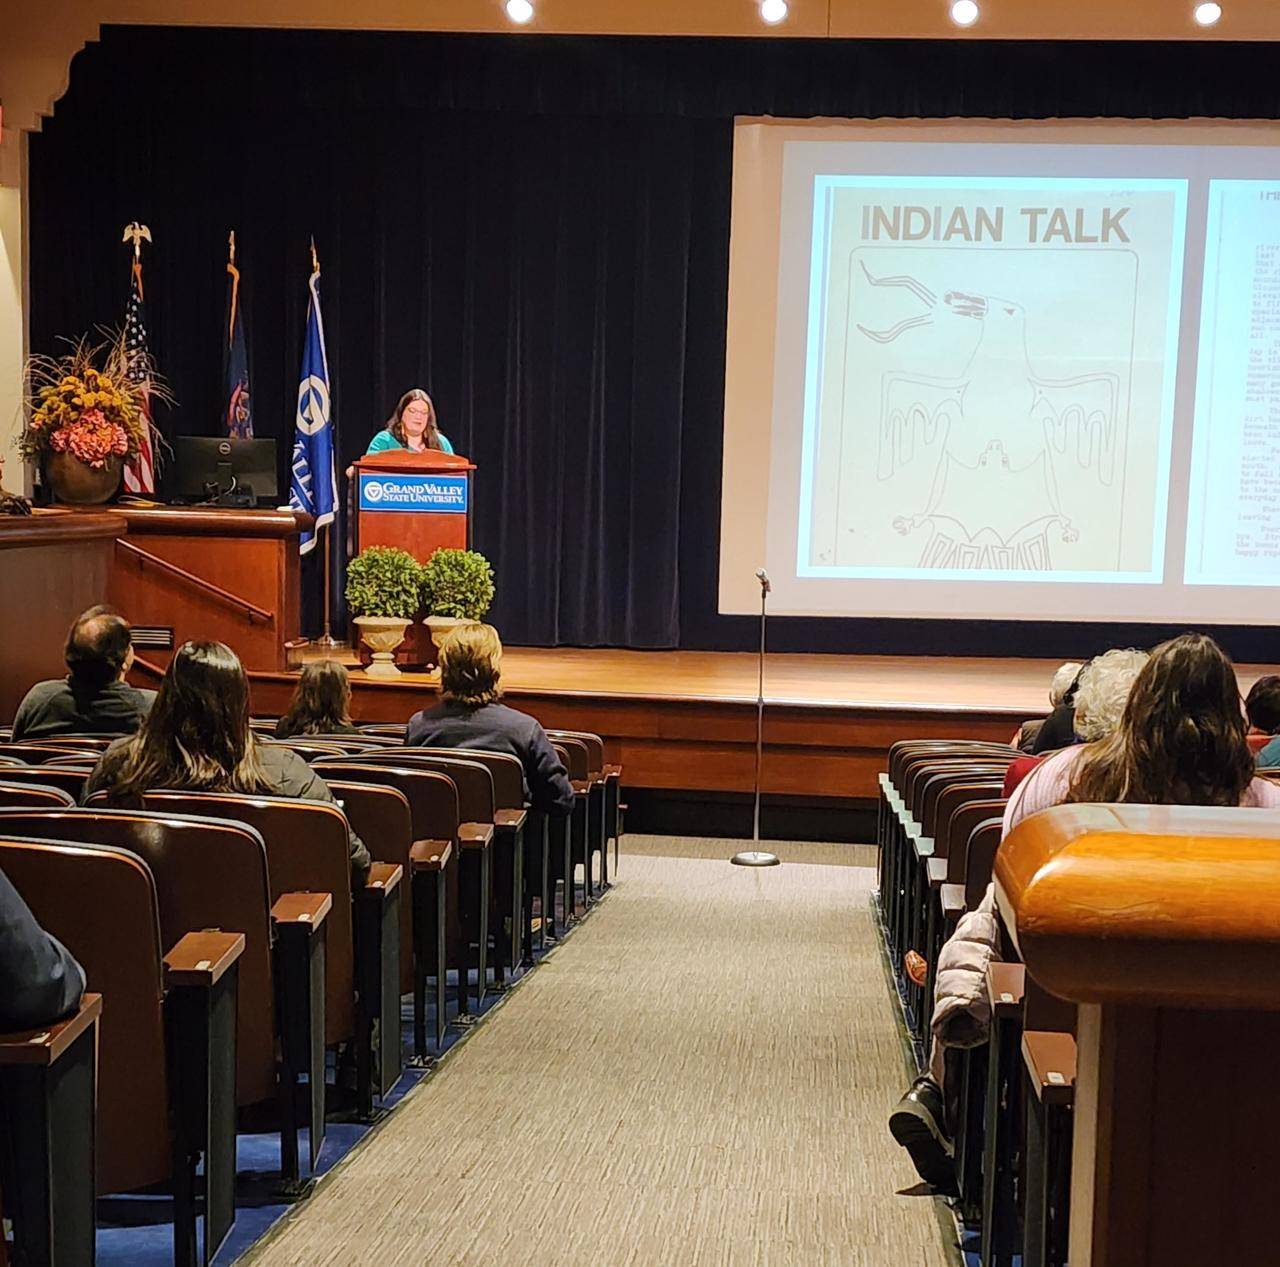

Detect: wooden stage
248,648,1280,801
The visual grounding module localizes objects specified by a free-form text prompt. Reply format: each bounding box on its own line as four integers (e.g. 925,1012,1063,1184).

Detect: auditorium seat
406,748,531,978
357,722,408,740
116,792,401,1118
550,736,594,918
0,782,75,809
0,766,90,800
547,730,610,890
265,737,361,762
0,807,328,1182
319,752,496,1009
0,835,244,1265
0,993,102,1267
300,761,460,1055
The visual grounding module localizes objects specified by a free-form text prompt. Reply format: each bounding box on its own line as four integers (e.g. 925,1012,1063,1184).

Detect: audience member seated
1003,649,1147,794
83,640,370,885
275,659,360,738
11,606,155,740
1029,659,1088,754
1013,660,1081,753
0,866,85,1032
1245,674,1280,760
890,632,1275,1191
405,623,573,816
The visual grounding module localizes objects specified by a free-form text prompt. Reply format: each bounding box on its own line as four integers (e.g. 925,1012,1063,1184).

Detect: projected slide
718,122,1280,623
1185,180,1280,587
799,177,1186,582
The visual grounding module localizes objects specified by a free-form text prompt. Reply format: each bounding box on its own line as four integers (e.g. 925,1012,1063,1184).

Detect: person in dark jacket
83,640,369,886
0,868,85,1032
405,623,573,817
12,606,156,740
275,660,361,738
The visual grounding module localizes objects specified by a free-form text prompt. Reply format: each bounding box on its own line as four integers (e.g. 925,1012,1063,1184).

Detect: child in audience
275,659,360,738
891,633,1278,1193
83,640,369,885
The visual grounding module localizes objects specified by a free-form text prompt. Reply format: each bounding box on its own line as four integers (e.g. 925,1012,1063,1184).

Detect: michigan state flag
290,261,336,555
223,234,253,438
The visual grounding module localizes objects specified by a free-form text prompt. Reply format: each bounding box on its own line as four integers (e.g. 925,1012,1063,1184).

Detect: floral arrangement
20,336,158,470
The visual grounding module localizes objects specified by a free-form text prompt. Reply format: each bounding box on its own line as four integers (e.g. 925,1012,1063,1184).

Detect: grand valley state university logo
359,472,468,514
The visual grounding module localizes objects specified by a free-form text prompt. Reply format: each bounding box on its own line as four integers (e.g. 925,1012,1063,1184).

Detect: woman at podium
365,389,454,456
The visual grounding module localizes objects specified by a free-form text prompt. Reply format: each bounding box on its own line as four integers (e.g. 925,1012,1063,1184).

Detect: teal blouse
366,429,455,456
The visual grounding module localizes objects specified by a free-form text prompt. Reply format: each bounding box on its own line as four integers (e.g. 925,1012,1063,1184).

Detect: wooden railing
115,539,274,625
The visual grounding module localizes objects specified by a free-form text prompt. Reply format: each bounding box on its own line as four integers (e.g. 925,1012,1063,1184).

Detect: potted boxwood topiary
345,546,424,678
421,548,496,652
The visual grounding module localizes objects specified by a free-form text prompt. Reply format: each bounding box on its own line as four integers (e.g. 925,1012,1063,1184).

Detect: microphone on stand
732,566,780,867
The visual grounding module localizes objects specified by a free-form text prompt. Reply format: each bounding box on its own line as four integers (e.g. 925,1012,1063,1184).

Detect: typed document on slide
1186,180,1280,587
798,176,1187,583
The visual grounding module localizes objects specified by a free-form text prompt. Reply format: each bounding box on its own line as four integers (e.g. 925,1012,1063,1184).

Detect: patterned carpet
241,837,959,1266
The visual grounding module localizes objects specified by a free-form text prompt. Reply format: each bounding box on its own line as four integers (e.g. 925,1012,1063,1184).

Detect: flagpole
312,236,339,651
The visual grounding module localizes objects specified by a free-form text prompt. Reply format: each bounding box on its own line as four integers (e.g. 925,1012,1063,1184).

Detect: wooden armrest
912,834,934,860
570,780,590,796
271,891,334,928
603,764,622,778
357,862,403,896
1022,1030,1077,1105
409,839,453,870
459,822,494,849
986,962,1027,1016
0,993,103,1066
164,931,245,987
927,857,948,887
494,807,528,831
940,884,966,920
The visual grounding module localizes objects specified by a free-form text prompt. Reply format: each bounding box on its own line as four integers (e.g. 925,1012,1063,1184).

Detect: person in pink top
891,632,1280,1193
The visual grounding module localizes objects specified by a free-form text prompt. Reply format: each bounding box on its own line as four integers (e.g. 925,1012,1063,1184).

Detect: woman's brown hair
388,388,443,449
277,659,352,737
438,623,502,709
1066,632,1254,807
94,641,271,806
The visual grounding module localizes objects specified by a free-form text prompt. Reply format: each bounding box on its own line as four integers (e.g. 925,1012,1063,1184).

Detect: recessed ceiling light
1194,2,1222,24
951,0,980,26
760,0,789,23
505,0,534,23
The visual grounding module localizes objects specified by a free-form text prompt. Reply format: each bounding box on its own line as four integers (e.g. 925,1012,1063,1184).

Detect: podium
352,450,475,557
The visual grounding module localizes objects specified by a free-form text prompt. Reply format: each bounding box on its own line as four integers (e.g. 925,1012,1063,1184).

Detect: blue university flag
290,261,336,555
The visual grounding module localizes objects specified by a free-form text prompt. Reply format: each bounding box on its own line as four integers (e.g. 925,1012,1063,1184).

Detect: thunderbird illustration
854,261,1121,571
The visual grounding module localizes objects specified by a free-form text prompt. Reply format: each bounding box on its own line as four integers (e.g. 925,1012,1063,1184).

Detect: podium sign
359,472,468,514
352,450,475,558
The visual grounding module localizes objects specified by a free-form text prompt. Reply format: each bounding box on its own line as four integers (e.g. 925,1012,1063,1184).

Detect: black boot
889,1076,957,1196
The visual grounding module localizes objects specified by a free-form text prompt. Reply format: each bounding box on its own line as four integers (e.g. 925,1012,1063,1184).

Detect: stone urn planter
422,614,468,669
353,616,412,678
46,453,123,506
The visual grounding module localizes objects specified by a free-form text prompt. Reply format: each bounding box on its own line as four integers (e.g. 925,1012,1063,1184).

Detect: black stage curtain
29,29,1280,658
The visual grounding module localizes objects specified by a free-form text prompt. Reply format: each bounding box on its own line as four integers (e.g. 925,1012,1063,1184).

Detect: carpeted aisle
241,837,959,1267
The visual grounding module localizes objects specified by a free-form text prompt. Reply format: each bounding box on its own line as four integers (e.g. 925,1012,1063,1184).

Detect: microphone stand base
730,850,780,867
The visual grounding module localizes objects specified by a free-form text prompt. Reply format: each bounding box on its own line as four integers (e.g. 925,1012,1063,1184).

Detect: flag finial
310,236,319,274
122,222,152,259
228,230,236,265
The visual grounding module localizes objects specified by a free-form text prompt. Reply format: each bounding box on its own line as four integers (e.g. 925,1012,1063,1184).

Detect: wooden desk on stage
108,507,309,673
0,510,125,722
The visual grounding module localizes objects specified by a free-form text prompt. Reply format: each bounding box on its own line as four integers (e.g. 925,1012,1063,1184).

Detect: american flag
122,258,157,495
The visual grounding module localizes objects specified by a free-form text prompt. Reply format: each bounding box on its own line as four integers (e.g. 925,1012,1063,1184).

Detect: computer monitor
169,436,279,507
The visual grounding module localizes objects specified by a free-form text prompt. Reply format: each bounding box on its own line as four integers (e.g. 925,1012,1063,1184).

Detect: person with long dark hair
364,389,454,456
275,660,359,738
83,641,369,884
